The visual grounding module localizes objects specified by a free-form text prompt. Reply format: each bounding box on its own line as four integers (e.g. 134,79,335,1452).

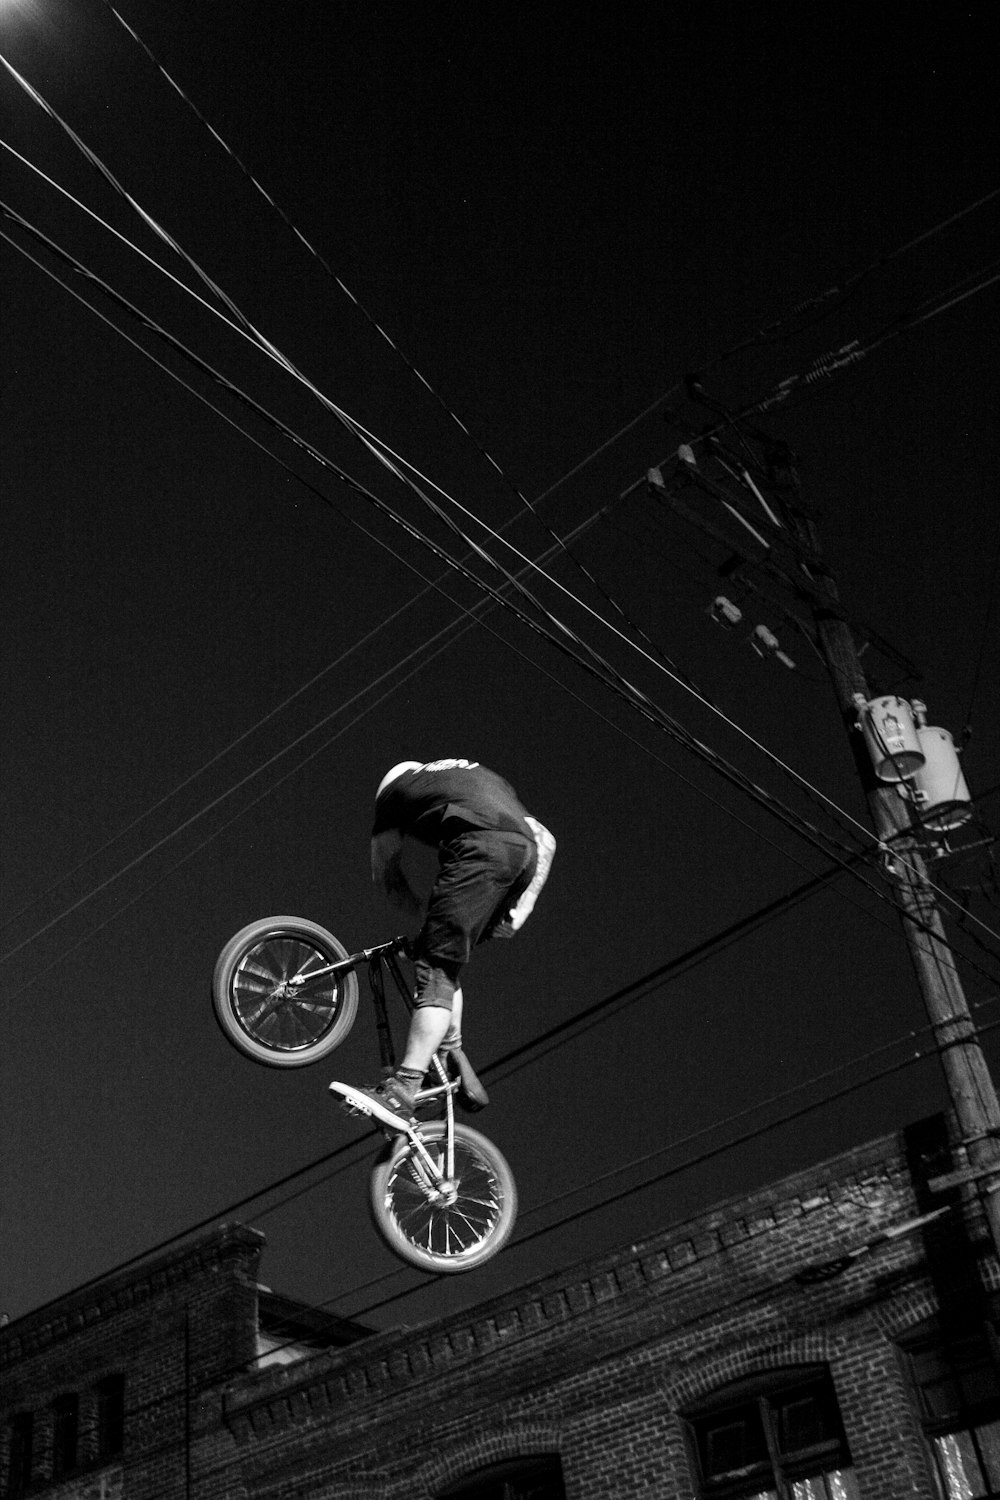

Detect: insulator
711,596,742,628
751,624,779,656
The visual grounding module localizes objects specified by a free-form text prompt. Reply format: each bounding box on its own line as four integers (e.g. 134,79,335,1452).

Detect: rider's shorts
412,829,537,1008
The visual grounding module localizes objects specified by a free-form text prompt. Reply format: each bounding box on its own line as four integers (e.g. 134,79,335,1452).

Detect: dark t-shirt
372,760,532,846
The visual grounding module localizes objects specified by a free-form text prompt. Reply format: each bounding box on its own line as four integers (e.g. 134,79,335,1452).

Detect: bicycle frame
214,916,515,1269
298,937,459,1182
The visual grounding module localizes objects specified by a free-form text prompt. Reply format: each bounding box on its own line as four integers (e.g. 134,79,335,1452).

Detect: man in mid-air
331,758,555,1126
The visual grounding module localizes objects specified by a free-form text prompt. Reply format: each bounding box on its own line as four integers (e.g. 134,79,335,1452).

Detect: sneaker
329,1076,418,1131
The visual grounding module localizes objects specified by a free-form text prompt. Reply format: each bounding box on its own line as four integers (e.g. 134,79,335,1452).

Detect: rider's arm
371,829,423,916
507,816,556,931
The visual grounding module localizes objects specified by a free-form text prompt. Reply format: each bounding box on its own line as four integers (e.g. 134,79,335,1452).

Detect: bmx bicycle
212,916,517,1273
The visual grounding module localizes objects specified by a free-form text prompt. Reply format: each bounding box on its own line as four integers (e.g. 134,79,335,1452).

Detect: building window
437,1454,566,1500
907,1324,1000,1499
51,1393,79,1479
96,1375,125,1460
4,1413,33,1497
685,1366,860,1499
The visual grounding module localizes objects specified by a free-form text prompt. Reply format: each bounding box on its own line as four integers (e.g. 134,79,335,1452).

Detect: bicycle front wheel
370,1121,517,1274
212,916,359,1067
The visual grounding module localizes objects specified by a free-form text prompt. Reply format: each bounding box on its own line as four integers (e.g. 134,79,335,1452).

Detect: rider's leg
333,1000,451,1125
335,834,523,1124
399,1003,452,1073
443,987,463,1050
334,972,459,1123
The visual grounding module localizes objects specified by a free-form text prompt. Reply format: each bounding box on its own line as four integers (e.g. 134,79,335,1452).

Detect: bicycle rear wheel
212,916,359,1067
369,1121,517,1273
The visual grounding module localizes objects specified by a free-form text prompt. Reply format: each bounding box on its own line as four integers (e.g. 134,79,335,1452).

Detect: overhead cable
5,208,999,980
4,88,988,927
2,223,868,980
95,1,698,694
0,130,708,752
704,187,1000,367
340,1021,959,1321
4,69,996,949
14,906,985,1338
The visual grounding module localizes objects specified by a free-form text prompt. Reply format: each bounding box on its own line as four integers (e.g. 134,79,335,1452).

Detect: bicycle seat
443,1046,489,1112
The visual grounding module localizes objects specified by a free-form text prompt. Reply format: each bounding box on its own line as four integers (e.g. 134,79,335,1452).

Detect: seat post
367,956,397,1072
385,948,416,1018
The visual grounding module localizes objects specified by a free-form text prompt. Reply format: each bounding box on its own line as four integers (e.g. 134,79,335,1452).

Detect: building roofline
221,1120,947,1435
0,1118,960,1385
0,1222,264,1367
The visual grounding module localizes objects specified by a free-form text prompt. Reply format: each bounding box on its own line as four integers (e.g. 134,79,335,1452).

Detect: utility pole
763,440,1000,1257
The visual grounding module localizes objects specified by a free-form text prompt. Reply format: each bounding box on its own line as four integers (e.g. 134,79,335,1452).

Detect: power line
0,91,708,742
12,893,977,1344
0,219,866,901
6,204,1000,1005
2,132,641,935
93,1,1000,573
10,1159,949,1498
703,187,1000,369
0,134,769,827
6,96,994,954
0,80,893,853
6,54,999,986
3,226,863,985
719,260,1000,426
6,45,999,960
2,219,994,985
94,0,700,702
314,1014,960,1324
97,0,545,506
1,5,995,1380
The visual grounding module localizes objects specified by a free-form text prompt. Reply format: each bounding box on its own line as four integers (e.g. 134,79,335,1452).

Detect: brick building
3,1114,999,1499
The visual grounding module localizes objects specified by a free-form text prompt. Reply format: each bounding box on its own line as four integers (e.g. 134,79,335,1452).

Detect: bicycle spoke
228,936,345,1052
242,996,282,1027
381,1133,507,1263
239,959,281,985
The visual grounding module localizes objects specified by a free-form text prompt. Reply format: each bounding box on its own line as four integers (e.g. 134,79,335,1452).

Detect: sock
395,1067,424,1095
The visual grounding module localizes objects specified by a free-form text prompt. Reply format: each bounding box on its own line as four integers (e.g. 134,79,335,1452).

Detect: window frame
3,1412,34,1498
904,1319,1000,1500
436,1453,567,1500
50,1392,79,1481
95,1373,126,1462
683,1365,856,1500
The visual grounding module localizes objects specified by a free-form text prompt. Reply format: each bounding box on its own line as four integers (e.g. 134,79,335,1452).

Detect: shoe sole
329,1081,415,1132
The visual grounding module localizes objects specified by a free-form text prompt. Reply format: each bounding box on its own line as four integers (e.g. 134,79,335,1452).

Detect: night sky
2,3,999,1333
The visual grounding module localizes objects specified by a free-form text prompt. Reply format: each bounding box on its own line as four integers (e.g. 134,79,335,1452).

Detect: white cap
376,761,423,798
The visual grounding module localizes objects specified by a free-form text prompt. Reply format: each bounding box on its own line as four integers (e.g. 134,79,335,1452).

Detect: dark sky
2,3,999,1331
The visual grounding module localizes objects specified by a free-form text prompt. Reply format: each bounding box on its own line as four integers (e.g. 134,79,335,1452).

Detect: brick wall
1,1224,263,1500
3,1121,995,1499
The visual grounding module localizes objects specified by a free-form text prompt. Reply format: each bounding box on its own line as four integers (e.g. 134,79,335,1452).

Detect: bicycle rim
213,917,358,1065
370,1122,517,1274
237,935,340,1047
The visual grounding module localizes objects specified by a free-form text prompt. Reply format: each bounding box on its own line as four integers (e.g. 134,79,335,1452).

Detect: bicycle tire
369,1121,517,1274
212,916,359,1067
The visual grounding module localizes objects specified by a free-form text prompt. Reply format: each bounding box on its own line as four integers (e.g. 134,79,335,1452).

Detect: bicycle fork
385,1055,459,1207
366,952,458,1190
